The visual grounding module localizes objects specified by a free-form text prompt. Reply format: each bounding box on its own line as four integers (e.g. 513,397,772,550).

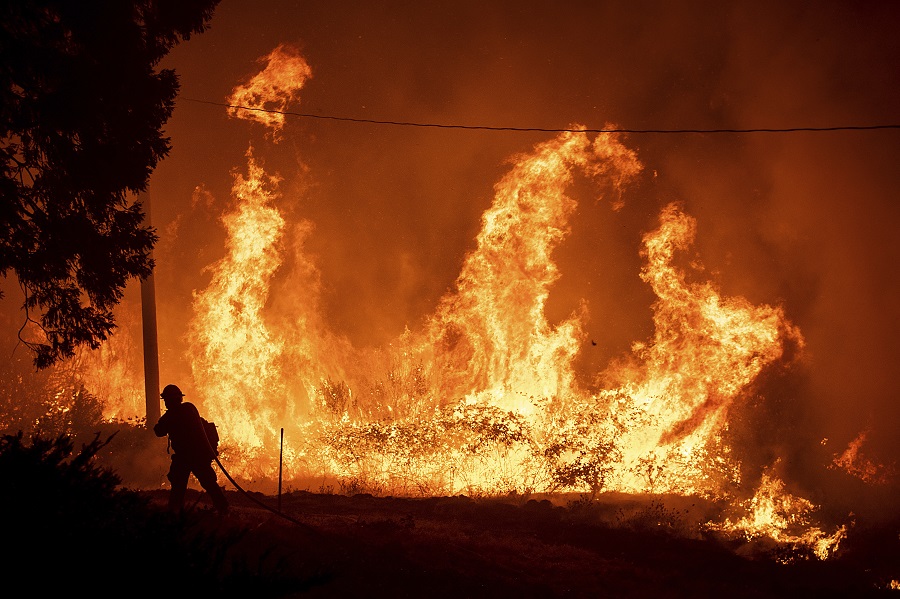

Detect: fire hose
212,456,316,532
163,416,314,530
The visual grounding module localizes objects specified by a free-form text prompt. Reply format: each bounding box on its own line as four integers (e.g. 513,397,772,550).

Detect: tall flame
189,151,286,451
635,202,800,447
425,130,641,413
598,203,805,494
186,45,316,465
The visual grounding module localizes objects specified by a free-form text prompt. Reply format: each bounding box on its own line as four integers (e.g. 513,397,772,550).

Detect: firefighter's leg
167,455,191,512
194,460,229,514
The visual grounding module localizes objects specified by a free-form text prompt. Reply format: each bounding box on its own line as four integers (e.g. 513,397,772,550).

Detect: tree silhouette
0,0,219,367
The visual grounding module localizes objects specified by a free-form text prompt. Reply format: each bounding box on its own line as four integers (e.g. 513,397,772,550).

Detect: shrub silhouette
0,431,322,595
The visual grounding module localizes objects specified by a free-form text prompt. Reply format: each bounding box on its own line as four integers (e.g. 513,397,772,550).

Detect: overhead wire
183,97,900,134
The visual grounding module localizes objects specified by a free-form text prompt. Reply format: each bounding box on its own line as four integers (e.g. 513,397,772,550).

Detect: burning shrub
32,387,105,437
614,498,696,538
535,396,623,498
318,377,355,417
319,401,536,497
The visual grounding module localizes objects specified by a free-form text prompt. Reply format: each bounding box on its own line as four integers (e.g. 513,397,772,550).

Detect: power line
183,97,900,134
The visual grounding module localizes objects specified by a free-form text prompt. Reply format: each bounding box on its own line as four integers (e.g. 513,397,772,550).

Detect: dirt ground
140,488,899,598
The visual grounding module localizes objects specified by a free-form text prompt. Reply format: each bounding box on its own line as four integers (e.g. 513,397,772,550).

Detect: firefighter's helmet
161,384,185,401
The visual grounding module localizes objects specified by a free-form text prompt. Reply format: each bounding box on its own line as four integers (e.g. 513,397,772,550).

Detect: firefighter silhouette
153,384,229,514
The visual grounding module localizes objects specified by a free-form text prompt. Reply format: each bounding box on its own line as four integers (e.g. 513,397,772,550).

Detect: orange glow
60,304,144,423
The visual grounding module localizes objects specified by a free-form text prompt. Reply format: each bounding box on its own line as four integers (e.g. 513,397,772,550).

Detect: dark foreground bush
0,432,323,596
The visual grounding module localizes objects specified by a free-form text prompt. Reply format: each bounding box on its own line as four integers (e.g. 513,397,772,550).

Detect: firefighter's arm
153,412,170,437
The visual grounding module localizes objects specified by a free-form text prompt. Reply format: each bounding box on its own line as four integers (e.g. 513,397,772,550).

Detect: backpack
202,418,220,456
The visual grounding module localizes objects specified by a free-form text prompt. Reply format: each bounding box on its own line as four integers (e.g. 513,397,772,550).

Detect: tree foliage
0,0,219,367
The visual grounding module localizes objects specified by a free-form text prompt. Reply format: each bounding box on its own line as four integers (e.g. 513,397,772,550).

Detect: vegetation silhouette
0,0,219,367
0,430,328,595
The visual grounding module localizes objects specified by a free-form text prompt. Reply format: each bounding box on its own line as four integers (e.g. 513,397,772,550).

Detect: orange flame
597,203,805,494
188,150,287,453
186,118,800,503
425,130,641,414
227,44,312,139
707,466,847,560
636,203,800,447
830,429,895,485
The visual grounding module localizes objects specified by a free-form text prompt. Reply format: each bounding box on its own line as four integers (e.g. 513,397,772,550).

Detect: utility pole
140,190,160,427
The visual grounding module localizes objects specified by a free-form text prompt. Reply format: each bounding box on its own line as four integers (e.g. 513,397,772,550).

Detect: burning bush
318,402,534,497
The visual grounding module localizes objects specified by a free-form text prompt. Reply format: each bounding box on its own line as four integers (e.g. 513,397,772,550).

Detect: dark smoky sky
6,1,899,483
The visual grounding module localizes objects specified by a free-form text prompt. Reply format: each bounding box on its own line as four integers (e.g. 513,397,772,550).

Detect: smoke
674,4,900,485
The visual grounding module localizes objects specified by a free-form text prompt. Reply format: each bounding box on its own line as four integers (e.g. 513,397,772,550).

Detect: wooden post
140,190,160,428
278,427,284,512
